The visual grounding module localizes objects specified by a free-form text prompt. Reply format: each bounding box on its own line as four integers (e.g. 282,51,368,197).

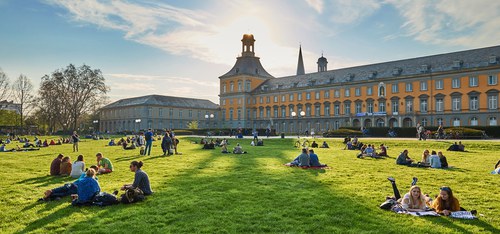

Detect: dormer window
255,69,259,74
369,71,377,79
489,55,498,64
421,64,429,73
235,68,239,73
392,68,402,76
293,82,299,88
329,78,335,84
453,60,463,69
309,80,316,86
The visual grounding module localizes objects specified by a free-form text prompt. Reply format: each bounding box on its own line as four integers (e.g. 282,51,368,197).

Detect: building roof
219,56,274,79
102,95,219,110
257,45,500,92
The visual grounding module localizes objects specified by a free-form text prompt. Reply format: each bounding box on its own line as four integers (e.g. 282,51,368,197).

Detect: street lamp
205,113,214,136
291,111,305,137
135,119,141,133
92,120,99,134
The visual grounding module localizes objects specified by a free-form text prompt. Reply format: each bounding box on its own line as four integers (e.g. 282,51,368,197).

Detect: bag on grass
93,192,119,206
121,187,145,204
380,199,397,210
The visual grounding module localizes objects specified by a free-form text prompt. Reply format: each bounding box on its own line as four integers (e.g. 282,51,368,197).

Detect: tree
0,68,10,101
12,74,34,130
187,120,199,129
37,64,109,131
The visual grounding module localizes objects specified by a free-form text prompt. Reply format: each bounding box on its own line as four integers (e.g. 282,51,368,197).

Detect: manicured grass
1,137,499,233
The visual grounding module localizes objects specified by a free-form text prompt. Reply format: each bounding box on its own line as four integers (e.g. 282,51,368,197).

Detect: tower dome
317,54,328,72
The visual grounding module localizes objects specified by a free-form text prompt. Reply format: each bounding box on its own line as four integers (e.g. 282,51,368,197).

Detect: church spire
296,45,305,75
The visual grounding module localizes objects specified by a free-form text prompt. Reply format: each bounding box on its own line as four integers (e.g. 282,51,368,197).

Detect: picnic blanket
283,163,329,169
450,211,476,219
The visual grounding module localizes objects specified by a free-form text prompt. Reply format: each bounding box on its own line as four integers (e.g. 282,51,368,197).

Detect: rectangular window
189,110,192,118
260,97,263,104
405,82,413,92
436,99,444,112
266,97,270,103
159,108,163,117
289,94,294,101
367,87,372,96
298,93,302,101
469,76,478,87
281,95,286,102
344,103,351,115
148,108,152,117
238,99,241,105
315,91,320,100
392,83,399,93
379,102,386,112
452,78,460,88
315,106,320,116
179,110,183,117
281,108,286,117
334,89,340,98
169,108,173,117
420,99,427,113
274,96,278,103
306,106,311,116
266,109,271,117
452,97,461,111
367,102,373,113
355,103,362,113
406,100,413,112
306,92,311,100
355,88,361,96
488,95,498,109
259,109,263,118
324,91,330,98
273,109,278,118
344,88,350,97
488,75,498,85
392,100,399,114
324,105,330,116
420,81,428,91
470,96,478,110
435,80,443,89
334,104,340,116
238,109,241,120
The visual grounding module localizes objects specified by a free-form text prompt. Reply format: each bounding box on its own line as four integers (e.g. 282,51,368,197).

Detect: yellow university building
219,34,500,133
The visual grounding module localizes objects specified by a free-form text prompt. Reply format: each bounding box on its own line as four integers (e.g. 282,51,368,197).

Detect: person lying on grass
386,177,431,212
71,168,100,206
96,152,113,174
39,165,99,202
431,186,462,216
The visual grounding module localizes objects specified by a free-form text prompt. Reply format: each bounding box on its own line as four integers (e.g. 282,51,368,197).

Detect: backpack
380,198,397,210
121,188,145,204
92,192,119,206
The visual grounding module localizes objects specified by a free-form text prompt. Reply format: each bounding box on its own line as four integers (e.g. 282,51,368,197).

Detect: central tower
219,34,274,129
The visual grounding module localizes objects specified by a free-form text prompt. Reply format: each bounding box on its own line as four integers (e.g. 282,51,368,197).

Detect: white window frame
420,81,428,91
469,76,478,87
452,78,460,88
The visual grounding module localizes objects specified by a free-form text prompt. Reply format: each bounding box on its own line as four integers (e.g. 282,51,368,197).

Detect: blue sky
1,0,499,104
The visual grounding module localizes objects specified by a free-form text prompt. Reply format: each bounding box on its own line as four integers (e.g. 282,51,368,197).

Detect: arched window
378,82,386,97
490,117,497,126
238,81,242,91
453,118,460,127
223,83,226,93
470,117,478,126
245,80,251,91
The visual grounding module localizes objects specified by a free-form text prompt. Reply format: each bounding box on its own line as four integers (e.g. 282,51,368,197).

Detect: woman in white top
401,185,429,211
70,155,85,178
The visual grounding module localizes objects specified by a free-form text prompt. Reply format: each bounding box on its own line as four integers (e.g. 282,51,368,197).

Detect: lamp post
135,119,141,133
291,111,306,137
92,120,99,134
205,113,214,136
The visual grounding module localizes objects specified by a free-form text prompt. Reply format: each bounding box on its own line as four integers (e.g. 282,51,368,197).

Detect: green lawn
1,137,499,233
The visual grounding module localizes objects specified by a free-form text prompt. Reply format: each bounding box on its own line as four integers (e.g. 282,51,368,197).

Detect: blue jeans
144,141,152,156
50,183,77,199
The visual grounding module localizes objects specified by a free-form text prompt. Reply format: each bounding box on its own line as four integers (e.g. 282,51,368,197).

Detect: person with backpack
117,161,152,204
71,168,100,206
144,129,153,156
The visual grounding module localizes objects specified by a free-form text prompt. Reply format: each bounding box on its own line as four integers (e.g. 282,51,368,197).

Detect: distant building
99,95,219,132
0,100,21,114
219,34,500,133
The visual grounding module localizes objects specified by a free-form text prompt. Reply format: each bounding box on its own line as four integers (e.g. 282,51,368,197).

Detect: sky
1,0,500,104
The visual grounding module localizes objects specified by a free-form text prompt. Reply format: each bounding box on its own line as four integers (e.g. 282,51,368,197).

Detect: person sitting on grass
71,168,100,206
119,161,153,197
421,149,431,166
0,143,15,152
108,139,116,146
431,186,461,216
123,141,137,150
378,144,388,157
70,155,86,179
458,141,465,151
233,143,247,154
23,141,36,148
491,160,500,174
49,139,56,145
256,139,264,146
202,140,215,149
345,140,353,150
438,151,448,169
311,141,318,148
320,141,329,148
396,150,415,166
39,165,99,201
447,142,460,151
221,141,230,154
309,149,326,167
96,152,113,174
429,150,441,168
50,154,64,176
288,148,310,167
60,156,72,176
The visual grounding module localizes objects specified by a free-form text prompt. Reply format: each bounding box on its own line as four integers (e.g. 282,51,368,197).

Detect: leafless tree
0,68,10,101
12,74,34,129
37,64,109,131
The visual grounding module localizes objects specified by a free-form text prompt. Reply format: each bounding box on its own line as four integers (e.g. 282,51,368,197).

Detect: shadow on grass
17,202,78,233
15,175,74,188
424,213,500,233
63,144,407,233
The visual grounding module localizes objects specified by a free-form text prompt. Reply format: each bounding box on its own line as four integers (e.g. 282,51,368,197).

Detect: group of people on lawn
106,129,181,156
43,152,152,206
396,149,449,168
287,148,327,167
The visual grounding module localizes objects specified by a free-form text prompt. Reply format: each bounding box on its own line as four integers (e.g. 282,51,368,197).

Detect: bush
323,128,362,137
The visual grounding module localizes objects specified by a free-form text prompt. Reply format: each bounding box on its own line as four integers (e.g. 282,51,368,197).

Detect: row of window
103,108,216,119
221,94,498,120
222,80,252,93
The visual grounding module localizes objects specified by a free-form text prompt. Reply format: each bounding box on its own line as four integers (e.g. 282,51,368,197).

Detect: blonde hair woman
401,186,428,211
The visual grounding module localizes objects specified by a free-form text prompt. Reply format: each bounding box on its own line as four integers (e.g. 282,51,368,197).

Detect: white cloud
325,0,382,24
305,0,324,13
386,0,500,47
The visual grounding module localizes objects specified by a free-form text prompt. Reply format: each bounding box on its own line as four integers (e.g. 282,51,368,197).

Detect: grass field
1,136,499,233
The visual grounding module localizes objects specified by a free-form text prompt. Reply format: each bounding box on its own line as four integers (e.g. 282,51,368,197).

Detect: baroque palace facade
219,34,500,133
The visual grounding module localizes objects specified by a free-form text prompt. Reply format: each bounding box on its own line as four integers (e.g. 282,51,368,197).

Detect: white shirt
70,161,85,178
